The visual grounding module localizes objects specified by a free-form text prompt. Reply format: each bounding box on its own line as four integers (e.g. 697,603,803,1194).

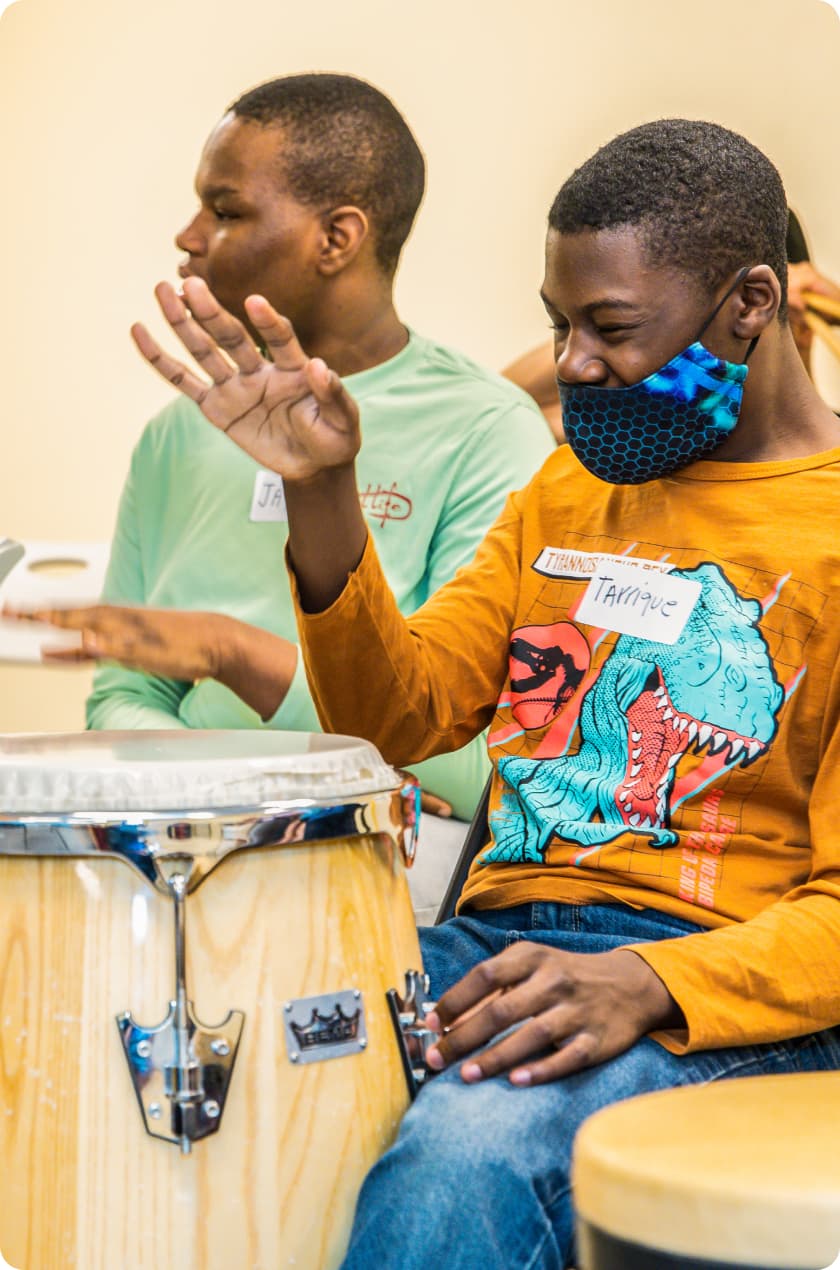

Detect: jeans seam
701,1054,774,1083
521,1224,557,1270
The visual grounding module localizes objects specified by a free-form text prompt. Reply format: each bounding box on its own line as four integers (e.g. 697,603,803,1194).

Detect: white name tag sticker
532,547,674,580
250,470,287,522
574,559,700,644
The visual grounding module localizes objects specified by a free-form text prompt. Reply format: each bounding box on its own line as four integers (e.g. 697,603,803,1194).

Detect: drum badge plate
283,990,368,1065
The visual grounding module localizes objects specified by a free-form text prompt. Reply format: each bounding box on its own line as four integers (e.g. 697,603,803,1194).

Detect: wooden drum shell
0,832,420,1270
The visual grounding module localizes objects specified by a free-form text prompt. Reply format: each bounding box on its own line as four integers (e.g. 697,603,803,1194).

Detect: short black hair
549,119,789,321
230,73,425,276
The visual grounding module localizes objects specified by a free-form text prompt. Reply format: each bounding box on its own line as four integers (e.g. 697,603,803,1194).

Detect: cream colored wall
1,0,837,732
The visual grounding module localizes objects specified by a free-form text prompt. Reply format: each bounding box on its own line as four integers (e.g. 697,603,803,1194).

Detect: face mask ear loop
695,266,753,341
696,265,758,364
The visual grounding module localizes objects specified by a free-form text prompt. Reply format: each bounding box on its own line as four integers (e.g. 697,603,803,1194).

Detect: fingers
242,294,308,373
457,1013,598,1087
131,279,268,400
419,791,452,818
2,604,94,660
431,943,549,1033
3,604,91,630
131,322,215,405
177,280,265,376
305,358,359,420
41,643,95,664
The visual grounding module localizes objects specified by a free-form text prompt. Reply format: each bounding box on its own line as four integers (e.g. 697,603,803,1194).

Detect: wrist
207,613,238,684
610,949,684,1033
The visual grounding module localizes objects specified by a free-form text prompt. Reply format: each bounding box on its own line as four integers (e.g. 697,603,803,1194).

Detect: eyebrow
197,183,241,200
540,290,642,316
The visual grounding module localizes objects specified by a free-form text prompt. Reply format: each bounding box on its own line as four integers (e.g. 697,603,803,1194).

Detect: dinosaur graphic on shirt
486,562,784,864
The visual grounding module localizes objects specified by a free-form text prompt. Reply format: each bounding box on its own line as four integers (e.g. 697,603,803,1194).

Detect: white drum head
0,730,400,813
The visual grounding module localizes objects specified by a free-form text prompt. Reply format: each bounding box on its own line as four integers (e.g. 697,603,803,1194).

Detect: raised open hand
131,278,361,481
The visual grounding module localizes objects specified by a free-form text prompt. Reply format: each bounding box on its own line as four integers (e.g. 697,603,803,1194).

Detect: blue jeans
342,903,840,1270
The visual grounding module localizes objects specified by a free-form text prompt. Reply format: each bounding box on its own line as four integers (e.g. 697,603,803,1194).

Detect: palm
132,280,360,480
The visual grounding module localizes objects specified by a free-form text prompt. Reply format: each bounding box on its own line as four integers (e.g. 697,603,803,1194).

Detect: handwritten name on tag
574,559,700,644
532,547,673,580
250,470,287,522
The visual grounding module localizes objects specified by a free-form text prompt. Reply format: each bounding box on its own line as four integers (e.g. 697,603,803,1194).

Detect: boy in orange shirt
132,119,840,1267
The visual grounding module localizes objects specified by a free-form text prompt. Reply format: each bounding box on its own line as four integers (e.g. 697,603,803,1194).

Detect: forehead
195,114,288,195
542,226,680,312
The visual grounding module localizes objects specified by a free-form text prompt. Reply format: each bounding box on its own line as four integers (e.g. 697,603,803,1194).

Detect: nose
175,210,206,257
554,331,609,387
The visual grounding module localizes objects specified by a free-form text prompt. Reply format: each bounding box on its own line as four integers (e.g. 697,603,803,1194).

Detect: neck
296,273,409,377
711,327,840,463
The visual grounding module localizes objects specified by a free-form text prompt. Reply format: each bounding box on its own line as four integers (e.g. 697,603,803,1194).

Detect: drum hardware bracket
399,782,421,867
282,989,368,1065
116,859,245,1153
386,970,439,1100
117,1000,244,1152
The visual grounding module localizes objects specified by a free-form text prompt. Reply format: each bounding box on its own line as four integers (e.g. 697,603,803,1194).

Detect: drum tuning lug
117,1002,245,1150
386,969,439,1101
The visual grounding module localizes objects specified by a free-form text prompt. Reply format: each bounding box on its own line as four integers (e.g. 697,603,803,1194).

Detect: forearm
214,616,298,721
285,465,368,614
295,519,517,765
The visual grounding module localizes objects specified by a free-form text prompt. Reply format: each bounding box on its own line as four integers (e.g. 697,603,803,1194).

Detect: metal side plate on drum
283,990,368,1065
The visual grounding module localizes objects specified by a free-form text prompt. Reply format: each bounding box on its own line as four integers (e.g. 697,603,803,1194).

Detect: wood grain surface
0,832,420,1269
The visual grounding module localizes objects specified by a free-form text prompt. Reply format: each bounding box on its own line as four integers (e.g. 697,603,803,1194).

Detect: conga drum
0,730,432,1270
573,1073,840,1269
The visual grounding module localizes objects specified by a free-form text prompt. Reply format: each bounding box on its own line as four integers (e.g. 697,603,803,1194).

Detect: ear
316,206,370,276
732,265,781,338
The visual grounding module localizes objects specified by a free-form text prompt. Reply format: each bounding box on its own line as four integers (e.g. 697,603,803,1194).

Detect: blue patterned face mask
558,268,757,484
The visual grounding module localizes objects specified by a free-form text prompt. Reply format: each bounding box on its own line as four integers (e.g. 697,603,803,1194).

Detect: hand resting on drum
1,600,455,816
131,278,370,615
1,602,296,722
423,942,684,1086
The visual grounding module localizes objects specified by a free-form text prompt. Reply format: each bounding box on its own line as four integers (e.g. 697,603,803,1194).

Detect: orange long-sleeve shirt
295,444,840,1053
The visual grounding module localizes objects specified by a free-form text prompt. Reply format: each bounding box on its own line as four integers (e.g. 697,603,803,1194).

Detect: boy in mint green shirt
35,73,553,820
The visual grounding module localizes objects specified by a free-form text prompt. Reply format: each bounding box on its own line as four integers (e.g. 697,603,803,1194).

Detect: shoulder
408,330,545,417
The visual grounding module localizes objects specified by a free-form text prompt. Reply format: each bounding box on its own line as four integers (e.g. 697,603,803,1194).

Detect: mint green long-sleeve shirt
87,330,554,819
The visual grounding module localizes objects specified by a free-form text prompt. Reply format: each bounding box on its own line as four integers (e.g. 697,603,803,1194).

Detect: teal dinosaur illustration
487,563,784,864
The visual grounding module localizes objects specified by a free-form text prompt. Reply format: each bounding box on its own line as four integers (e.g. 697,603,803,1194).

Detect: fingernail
510,1069,532,1087
425,1047,445,1071
461,1063,482,1083
424,1011,441,1032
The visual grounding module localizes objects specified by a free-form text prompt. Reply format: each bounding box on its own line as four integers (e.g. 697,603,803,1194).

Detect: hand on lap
424,943,682,1086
